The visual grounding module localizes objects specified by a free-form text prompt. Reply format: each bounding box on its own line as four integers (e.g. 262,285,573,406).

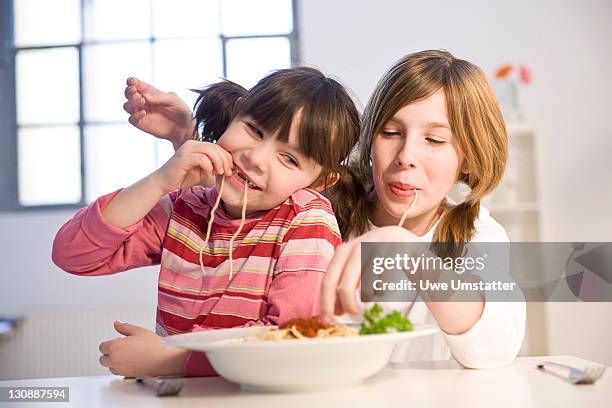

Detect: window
0,0,298,210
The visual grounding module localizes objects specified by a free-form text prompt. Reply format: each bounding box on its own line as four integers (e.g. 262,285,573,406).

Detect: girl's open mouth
233,171,261,190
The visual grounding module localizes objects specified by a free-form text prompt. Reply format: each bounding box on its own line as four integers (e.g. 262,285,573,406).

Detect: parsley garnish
359,303,413,335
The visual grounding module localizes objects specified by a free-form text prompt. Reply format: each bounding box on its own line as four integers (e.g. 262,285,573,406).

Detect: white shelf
483,121,541,242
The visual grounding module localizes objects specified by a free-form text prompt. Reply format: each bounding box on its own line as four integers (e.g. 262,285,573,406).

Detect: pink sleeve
51,189,172,276
183,351,218,377
266,199,341,323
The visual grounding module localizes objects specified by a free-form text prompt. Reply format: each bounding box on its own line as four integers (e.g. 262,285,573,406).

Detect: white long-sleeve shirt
344,203,526,369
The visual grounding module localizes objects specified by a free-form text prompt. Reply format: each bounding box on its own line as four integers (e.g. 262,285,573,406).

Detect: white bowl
162,324,439,392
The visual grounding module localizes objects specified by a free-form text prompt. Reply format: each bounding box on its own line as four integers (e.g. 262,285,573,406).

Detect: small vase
495,80,523,122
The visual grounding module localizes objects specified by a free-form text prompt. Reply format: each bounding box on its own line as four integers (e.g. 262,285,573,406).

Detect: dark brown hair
347,50,508,243
192,68,360,237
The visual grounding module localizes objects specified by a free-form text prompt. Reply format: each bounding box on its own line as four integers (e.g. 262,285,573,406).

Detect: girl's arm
51,188,172,276
100,172,167,230
320,224,525,368
52,141,233,275
439,214,526,368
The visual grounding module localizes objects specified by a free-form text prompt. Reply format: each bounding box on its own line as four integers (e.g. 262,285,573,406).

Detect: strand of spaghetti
199,176,226,276
398,189,419,228
228,180,248,280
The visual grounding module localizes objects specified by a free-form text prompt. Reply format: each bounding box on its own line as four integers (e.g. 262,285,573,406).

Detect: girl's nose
394,136,420,168
242,143,270,173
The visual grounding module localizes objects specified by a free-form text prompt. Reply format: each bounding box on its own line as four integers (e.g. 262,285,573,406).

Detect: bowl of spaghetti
163,305,439,392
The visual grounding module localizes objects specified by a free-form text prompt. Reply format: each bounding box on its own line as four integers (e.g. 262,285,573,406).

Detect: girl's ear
460,161,471,175
310,172,341,192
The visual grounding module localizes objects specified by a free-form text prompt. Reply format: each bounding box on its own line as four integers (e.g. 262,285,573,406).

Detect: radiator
0,305,156,380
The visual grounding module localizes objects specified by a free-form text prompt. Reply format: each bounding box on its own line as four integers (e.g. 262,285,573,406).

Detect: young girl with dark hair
52,67,360,377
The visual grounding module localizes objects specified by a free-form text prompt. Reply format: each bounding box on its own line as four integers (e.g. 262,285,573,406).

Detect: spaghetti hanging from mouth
199,175,249,280
397,189,418,228
199,176,225,276
228,180,248,280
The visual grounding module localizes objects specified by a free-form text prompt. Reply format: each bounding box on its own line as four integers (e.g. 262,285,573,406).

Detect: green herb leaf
359,303,413,335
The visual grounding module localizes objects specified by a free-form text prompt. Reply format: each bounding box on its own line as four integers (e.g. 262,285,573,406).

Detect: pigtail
192,80,247,142
432,199,480,258
324,164,372,240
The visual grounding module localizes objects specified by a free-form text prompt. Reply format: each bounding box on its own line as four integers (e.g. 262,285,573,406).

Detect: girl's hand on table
320,226,418,322
98,321,188,378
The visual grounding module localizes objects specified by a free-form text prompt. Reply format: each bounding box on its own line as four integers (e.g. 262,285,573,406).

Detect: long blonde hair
349,50,508,243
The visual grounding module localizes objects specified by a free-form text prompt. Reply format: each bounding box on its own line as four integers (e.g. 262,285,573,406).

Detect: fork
536,361,606,384
136,376,184,396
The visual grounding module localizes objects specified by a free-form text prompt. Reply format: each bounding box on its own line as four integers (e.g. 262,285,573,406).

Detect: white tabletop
1,356,610,408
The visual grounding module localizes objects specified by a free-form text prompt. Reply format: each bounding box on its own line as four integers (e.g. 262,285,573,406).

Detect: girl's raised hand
320,226,418,322
152,140,234,194
123,77,195,147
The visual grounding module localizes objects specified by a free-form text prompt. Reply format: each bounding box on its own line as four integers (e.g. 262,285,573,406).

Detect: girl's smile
227,164,262,191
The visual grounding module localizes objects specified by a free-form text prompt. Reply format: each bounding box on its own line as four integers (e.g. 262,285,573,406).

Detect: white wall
1,0,611,371
0,210,158,314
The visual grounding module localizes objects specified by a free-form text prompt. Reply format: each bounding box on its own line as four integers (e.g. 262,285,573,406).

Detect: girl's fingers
99,354,111,368
127,77,155,96
203,150,227,176
124,84,136,99
190,149,223,177
210,145,234,176
142,90,178,108
196,156,214,178
188,143,233,176
123,95,146,113
99,340,112,355
320,242,354,321
132,109,146,120
221,148,234,176
336,245,362,315
334,297,344,315
127,111,146,128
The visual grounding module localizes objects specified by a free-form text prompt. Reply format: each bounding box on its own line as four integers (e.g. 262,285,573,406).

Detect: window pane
152,0,220,38
14,0,81,47
225,37,291,88
84,125,157,202
16,48,80,125
18,126,81,206
156,140,175,168
221,0,292,36
84,0,151,41
83,43,152,122
153,38,223,108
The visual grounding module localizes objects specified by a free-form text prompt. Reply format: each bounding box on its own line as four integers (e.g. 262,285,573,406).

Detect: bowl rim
162,323,440,352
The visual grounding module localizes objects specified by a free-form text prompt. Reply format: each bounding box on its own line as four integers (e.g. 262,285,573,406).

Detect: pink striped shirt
52,186,341,376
